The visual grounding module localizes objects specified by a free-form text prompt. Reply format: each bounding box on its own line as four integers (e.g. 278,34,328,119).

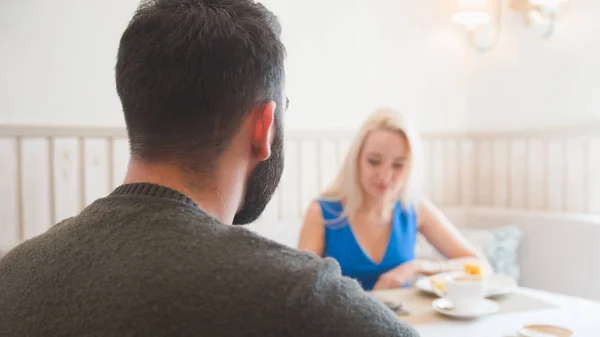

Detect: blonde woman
298,109,485,291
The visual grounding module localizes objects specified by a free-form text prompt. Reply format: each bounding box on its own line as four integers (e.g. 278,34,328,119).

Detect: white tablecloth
372,288,600,337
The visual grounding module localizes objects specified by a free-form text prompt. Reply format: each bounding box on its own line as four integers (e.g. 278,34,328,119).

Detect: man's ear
251,101,276,162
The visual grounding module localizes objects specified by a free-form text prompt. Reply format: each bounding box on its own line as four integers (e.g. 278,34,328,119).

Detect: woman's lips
374,184,389,191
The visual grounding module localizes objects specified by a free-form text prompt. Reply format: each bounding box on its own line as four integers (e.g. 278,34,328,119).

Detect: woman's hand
372,261,421,291
372,259,452,291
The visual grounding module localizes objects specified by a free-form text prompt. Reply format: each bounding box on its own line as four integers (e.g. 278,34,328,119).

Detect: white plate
432,298,500,319
415,272,518,298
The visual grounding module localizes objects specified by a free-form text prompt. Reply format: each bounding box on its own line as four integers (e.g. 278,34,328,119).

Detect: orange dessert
430,277,446,292
464,263,482,276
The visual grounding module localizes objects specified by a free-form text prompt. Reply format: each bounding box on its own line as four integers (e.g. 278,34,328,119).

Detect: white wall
1,0,598,132
0,0,139,127
0,0,470,133
465,0,600,130
265,0,470,132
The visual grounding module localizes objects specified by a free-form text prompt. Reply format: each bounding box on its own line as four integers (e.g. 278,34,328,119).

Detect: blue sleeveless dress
318,199,417,291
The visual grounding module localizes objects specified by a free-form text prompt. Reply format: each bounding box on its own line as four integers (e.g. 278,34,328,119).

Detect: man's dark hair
116,0,286,172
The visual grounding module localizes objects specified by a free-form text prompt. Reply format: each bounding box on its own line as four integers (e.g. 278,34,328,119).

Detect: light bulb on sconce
514,0,570,39
453,0,572,53
452,0,492,27
451,11,491,28
452,0,501,53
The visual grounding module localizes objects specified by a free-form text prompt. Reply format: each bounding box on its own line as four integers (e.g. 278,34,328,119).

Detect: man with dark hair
0,1,419,336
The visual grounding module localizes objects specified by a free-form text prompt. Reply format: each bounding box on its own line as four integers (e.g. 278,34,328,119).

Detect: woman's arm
417,198,482,259
373,199,491,290
297,201,326,256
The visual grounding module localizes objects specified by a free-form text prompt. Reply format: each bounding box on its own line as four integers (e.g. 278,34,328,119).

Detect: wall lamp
452,0,570,53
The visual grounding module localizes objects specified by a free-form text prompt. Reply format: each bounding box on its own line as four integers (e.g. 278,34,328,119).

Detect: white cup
445,274,486,311
517,325,574,337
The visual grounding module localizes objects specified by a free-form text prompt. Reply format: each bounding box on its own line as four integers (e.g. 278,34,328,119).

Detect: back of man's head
115,0,286,174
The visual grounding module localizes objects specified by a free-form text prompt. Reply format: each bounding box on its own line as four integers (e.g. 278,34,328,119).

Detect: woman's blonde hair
320,108,423,220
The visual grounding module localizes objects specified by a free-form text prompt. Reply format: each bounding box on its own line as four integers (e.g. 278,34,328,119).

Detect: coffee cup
444,274,486,311
517,325,574,337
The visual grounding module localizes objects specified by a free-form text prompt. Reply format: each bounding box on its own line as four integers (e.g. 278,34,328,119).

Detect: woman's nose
378,167,392,182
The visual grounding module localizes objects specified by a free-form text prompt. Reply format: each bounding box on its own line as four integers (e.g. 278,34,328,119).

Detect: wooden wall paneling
588,137,600,213
546,139,566,212
279,140,299,218
476,140,494,206
527,139,547,210
0,138,20,248
83,139,110,206
430,139,446,205
111,139,129,189
443,140,459,206
298,141,319,217
458,139,476,206
492,139,510,207
508,139,528,209
565,137,587,213
421,140,431,200
21,138,52,240
52,138,81,223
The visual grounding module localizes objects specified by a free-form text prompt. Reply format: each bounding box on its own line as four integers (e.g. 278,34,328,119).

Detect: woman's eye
368,159,380,166
393,163,404,169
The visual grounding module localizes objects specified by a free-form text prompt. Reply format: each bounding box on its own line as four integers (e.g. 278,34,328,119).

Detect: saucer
432,298,499,319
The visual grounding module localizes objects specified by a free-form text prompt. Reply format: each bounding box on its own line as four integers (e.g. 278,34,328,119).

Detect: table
371,287,600,337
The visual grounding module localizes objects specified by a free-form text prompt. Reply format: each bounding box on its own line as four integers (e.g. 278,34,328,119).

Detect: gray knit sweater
0,183,419,337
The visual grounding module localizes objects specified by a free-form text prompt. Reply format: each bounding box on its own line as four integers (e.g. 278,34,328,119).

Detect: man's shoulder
209,223,333,280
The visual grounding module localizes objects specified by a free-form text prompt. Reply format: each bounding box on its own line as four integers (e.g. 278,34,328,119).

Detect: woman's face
358,129,410,203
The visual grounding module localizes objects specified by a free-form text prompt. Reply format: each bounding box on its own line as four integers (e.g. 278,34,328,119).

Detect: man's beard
232,119,284,225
